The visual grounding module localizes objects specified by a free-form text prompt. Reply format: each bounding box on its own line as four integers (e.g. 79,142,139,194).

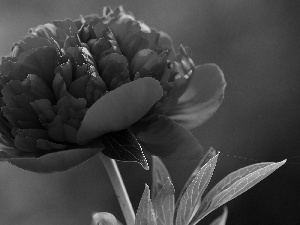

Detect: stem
99,153,135,225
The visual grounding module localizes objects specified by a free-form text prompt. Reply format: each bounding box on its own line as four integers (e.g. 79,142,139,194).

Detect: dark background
0,0,299,224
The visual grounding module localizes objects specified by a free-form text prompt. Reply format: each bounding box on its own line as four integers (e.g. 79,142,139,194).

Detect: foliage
134,151,286,225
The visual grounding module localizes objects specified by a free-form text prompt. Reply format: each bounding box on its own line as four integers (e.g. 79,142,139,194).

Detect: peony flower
0,6,226,173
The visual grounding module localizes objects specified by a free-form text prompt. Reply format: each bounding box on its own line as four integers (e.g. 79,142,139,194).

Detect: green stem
99,153,135,225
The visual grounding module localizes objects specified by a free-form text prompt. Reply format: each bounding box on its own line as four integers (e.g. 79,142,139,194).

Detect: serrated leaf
152,156,171,199
209,207,228,225
175,153,219,225
175,148,216,210
135,184,157,225
191,159,286,224
152,178,175,225
102,129,149,170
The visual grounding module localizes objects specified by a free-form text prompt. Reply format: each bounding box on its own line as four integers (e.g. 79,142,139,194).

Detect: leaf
152,155,171,199
102,129,148,170
175,153,219,225
152,178,175,225
135,184,157,225
191,159,287,224
209,207,228,225
175,148,216,210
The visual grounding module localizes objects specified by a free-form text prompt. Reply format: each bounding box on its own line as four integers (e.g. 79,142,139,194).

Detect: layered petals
28,23,67,48
0,5,225,172
130,49,168,80
11,36,54,58
108,6,173,61
17,46,57,86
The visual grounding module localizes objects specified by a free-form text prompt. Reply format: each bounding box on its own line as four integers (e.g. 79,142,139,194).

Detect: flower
0,6,226,173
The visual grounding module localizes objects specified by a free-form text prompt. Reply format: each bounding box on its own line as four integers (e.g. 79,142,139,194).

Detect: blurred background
0,0,300,224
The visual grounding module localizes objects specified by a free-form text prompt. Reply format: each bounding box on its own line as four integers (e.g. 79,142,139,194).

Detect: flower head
0,6,226,173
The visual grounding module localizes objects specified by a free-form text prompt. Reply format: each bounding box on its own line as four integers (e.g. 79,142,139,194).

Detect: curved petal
131,115,203,159
167,64,226,130
21,46,57,86
157,31,176,61
130,49,167,80
8,146,102,173
28,23,67,47
53,19,78,36
109,9,163,61
77,77,163,143
91,212,120,225
11,36,54,57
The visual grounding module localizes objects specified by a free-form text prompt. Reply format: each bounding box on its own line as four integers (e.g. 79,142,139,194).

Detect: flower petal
168,64,226,130
11,36,54,57
98,53,130,90
131,115,203,159
90,212,119,225
20,46,57,86
109,11,161,61
157,31,176,61
130,49,167,80
53,19,78,36
8,146,102,173
77,77,163,143
28,23,67,48
14,135,40,152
